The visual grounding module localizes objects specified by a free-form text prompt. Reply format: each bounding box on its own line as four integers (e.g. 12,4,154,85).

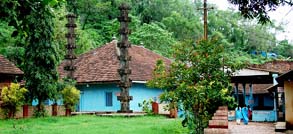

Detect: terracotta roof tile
0,55,23,75
249,60,293,74
58,41,171,83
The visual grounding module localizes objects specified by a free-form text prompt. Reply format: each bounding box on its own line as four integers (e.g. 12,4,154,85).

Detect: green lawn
0,115,188,134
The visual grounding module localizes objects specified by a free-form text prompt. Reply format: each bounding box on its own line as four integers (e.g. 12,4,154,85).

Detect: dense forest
0,0,292,70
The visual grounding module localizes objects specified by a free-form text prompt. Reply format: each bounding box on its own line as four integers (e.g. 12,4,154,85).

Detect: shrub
61,85,80,111
0,83,28,118
138,99,154,115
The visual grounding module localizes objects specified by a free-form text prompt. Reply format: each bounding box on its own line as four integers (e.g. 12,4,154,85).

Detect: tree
130,22,176,57
0,83,28,119
228,0,293,23
148,39,243,133
76,0,121,30
274,40,293,58
162,12,202,41
0,0,63,117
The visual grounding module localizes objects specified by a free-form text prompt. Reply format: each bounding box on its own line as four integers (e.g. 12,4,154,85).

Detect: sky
208,0,293,43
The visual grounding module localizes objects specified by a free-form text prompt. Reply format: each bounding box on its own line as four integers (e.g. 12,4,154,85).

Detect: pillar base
117,110,133,113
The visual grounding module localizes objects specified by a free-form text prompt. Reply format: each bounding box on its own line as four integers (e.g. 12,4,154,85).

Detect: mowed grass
0,115,188,134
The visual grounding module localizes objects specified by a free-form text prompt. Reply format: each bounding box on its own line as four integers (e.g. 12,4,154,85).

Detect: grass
0,115,188,134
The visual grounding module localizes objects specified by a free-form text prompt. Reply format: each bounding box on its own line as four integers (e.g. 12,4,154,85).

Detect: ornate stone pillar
117,3,133,113
64,13,77,79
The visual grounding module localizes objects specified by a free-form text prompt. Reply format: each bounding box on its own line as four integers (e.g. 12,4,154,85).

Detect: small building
230,61,293,122
231,68,277,122
0,55,23,103
276,70,293,129
58,40,171,112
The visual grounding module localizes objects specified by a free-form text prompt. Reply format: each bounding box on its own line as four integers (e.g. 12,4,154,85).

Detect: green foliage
52,4,67,61
138,99,153,115
0,0,63,117
130,22,176,57
228,0,293,24
1,0,291,65
148,39,242,133
33,105,48,118
0,83,28,118
147,60,168,89
131,0,192,24
77,0,113,29
8,0,62,117
159,91,178,110
75,28,103,55
0,20,25,70
273,40,293,59
162,11,202,41
61,85,80,111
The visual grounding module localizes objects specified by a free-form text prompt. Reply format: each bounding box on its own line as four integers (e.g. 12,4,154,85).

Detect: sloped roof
249,60,293,74
231,68,274,84
58,40,171,83
233,68,271,76
0,55,23,75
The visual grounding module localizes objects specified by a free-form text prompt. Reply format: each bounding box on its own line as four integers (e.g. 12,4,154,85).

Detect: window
105,92,113,106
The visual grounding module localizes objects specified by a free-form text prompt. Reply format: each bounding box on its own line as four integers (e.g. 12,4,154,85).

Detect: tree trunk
8,111,14,119
36,100,46,117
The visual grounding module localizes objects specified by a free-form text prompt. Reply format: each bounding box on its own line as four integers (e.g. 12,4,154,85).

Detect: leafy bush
61,85,80,111
138,99,153,115
33,105,48,117
159,91,178,111
0,83,28,118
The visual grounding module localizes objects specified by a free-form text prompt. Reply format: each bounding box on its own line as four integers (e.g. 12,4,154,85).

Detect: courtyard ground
229,121,292,134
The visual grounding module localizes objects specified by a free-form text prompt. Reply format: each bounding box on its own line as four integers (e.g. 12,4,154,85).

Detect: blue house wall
77,83,163,112
234,94,276,122
252,110,276,122
242,94,274,110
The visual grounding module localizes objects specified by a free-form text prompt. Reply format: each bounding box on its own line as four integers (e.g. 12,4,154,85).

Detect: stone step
212,116,228,120
214,110,228,116
208,120,228,128
215,109,228,113
275,122,286,132
218,106,228,111
204,128,229,134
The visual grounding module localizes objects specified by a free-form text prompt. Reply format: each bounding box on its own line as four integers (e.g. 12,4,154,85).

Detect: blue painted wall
77,83,163,112
32,99,62,106
252,110,276,122
235,94,276,122
240,94,274,110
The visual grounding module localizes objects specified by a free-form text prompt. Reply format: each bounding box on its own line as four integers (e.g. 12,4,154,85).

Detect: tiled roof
0,55,23,75
58,40,171,83
249,60,293,74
